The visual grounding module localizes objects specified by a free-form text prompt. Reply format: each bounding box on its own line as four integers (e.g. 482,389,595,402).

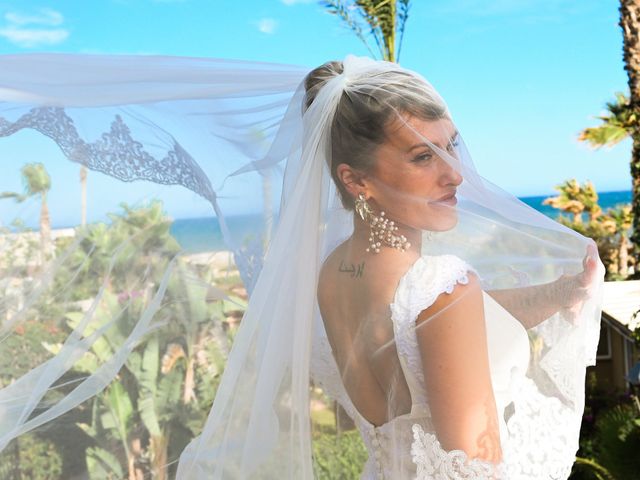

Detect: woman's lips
432,193,457,205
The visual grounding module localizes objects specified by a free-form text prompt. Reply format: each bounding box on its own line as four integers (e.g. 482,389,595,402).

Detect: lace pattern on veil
0,107,267,290
0,108,214,201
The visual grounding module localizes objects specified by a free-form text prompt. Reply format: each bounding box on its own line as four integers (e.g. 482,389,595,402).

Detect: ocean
518,189,632,220
171,190,633,254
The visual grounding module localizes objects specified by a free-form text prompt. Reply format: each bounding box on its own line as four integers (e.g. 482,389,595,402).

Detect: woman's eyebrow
407,130,459,152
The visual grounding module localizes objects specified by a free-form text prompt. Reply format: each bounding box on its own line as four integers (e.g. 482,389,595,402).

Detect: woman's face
364,115,463,232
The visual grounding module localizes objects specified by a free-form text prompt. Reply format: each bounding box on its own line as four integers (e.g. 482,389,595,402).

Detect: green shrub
571,392,640,480
0,434,63,480
312,430,368,480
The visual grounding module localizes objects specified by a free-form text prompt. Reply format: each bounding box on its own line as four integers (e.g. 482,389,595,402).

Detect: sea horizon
169,189,634,253
15,189,633,254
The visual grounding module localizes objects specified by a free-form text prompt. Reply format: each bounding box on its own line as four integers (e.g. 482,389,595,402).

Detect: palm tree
577,93,633,268
578,180,603,222
544,179,603,226
322,0,411,62
43,204,235,479
260,169,274,250
620,2,640,265
543,179,590,224
611,1,640,275
80,165,87,227
607,203,633,276
576,0,640,276
0,163,53,262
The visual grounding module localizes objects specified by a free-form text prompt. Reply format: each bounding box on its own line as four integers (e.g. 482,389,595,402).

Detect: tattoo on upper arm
338,260,365,278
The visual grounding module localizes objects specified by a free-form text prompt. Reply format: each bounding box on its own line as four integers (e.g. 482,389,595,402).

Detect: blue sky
0,0,631,227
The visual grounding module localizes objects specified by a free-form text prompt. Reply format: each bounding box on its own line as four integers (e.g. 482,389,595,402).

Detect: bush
312,430,368,480
0,434,63,480
570,374,640,480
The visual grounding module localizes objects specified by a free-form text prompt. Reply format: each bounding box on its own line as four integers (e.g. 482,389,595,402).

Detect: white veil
0,53,604,479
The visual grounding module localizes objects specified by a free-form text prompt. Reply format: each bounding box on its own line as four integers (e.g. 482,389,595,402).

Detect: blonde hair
303,60,449,210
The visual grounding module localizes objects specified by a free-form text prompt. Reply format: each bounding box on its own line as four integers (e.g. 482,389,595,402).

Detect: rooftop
602,279,640,331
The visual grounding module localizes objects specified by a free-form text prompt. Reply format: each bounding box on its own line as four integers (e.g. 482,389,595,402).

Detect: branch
396,0,410,62
322,1,379,58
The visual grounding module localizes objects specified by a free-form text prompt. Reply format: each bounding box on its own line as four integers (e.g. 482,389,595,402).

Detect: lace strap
390,254,479,326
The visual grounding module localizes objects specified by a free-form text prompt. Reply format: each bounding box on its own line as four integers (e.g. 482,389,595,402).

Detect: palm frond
0,191,28,202
321,1,378,58
20,162,51,195
579,92,635,149
357,0,394,60
573,457,616,480
396,0,410,62
579,124,631,148
606,203,633,230
322,1,412,62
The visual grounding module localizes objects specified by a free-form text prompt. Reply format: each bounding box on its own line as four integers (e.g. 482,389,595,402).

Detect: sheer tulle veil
0,53,604,479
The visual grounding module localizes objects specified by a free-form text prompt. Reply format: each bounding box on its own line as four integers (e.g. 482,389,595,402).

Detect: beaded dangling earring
354,193,411,253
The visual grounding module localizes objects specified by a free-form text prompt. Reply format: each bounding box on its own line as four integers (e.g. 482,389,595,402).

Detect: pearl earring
354,193,411,253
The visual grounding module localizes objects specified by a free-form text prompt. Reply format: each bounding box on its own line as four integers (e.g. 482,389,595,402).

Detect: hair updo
303,60,450,211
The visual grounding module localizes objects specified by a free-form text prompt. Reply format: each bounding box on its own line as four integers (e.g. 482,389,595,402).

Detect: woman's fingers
579,243,599,289
559,243,600,325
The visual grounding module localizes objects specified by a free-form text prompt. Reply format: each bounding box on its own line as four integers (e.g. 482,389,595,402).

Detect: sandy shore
0,226,237,273
183,249,235,269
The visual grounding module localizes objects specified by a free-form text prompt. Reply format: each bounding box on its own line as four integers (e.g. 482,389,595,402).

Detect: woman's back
317,242,419,426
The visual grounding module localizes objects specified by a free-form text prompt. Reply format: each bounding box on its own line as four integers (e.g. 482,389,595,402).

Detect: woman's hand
555,242,600,325
486,243,601,329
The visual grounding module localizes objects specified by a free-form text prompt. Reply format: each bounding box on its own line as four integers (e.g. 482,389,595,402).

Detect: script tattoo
338,260,365,279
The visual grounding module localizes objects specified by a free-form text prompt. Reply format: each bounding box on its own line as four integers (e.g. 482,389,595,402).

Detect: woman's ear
336,163,368,199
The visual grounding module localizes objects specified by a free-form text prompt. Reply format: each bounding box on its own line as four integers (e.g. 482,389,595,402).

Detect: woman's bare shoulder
415,270,483,326
317,244,346,299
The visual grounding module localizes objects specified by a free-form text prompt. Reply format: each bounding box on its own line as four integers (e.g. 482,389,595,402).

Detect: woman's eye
413,152,433,163
447,135,460,152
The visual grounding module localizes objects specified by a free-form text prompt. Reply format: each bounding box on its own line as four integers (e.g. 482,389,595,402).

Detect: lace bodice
311,254,580,480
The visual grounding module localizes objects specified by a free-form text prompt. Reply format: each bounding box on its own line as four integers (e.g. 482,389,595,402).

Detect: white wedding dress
311,254,579,480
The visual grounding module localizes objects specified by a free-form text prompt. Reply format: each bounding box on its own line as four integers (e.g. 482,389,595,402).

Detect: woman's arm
486,243,600,330
415,271,502,464
485,279,562,330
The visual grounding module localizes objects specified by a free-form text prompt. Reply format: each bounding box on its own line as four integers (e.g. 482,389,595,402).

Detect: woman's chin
421,212,458,233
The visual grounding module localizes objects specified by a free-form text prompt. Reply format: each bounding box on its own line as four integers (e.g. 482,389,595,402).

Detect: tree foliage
543,179,635,279
579,92,637,149
322,0,411,62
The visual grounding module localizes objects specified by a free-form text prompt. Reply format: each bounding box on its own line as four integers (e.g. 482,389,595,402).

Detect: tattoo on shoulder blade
338,259,365,279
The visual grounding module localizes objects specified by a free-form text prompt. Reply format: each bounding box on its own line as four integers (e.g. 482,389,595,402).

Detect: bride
305,58,601,479
0,53,603,479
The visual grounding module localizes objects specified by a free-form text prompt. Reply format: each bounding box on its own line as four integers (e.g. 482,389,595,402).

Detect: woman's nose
438,155,463,185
